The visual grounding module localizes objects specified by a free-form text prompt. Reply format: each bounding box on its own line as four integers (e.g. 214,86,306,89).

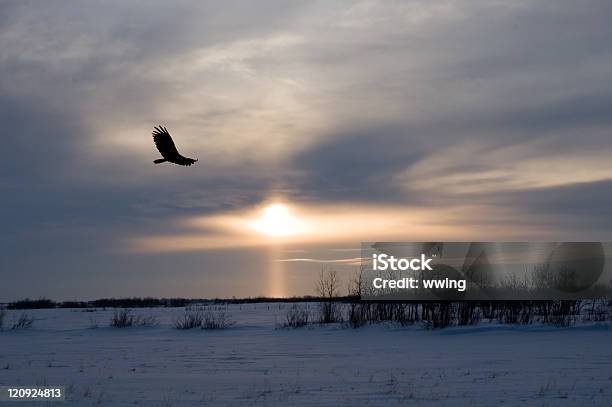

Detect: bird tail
153,159,167,164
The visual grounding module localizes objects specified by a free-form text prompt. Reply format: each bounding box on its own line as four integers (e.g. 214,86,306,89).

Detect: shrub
174,310,204,329
496,301,533,325
346,303,367,328
11,313,34,330
283,305,309,328
396,303,420,326
110,309,132,327
422,302,452,329
541,300,579,327
110,309,158,328
201,310,235,329
584,299,609,322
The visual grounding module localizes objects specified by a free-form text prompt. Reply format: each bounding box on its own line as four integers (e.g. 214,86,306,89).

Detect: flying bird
152,126,198,166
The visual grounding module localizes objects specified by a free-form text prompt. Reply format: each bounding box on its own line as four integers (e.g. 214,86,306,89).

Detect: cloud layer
2,1,612,299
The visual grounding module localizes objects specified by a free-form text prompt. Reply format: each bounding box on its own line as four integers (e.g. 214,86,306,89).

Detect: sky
2,0,612,300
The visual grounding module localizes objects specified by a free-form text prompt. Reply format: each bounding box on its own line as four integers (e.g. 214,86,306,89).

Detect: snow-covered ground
1,304,611,406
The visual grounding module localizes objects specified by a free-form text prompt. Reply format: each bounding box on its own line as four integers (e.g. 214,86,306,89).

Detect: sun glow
129,202,533,253
250,204,307,237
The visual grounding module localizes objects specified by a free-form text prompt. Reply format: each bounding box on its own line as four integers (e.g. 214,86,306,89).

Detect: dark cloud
287,124,423,203
0,95,79,181
494,180,612,226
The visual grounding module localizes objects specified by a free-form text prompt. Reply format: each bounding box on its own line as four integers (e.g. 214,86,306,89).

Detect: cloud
126,202,550,253
395,137,612,195
277,257,363,266
3,0,612,298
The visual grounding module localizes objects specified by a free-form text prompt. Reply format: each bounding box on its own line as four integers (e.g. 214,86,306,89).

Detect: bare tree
347,266,364,298
317,268,339,298
347,267,368,328
316,268,340,323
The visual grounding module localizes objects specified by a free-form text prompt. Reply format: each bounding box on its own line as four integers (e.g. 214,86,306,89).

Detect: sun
250,204,306,237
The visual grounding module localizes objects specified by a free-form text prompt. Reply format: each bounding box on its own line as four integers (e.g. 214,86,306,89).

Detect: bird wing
152,126,180,159
174,155,198,166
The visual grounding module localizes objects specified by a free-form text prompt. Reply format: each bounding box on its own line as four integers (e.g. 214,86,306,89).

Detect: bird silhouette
152,126,198,166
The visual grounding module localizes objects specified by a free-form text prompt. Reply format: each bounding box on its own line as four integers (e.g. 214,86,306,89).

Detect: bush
585,299,609,322
541,300,579,327
110,309,132,327
283,305,309,328
318,302,341,324
422,302,452,329
0,308,5,330
456,302,481,326
345,303,367,328
393,303,419,326
110,309,158,328
201,310,235,330
174,310,204,329
497,301,533,325
11,313,34,330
